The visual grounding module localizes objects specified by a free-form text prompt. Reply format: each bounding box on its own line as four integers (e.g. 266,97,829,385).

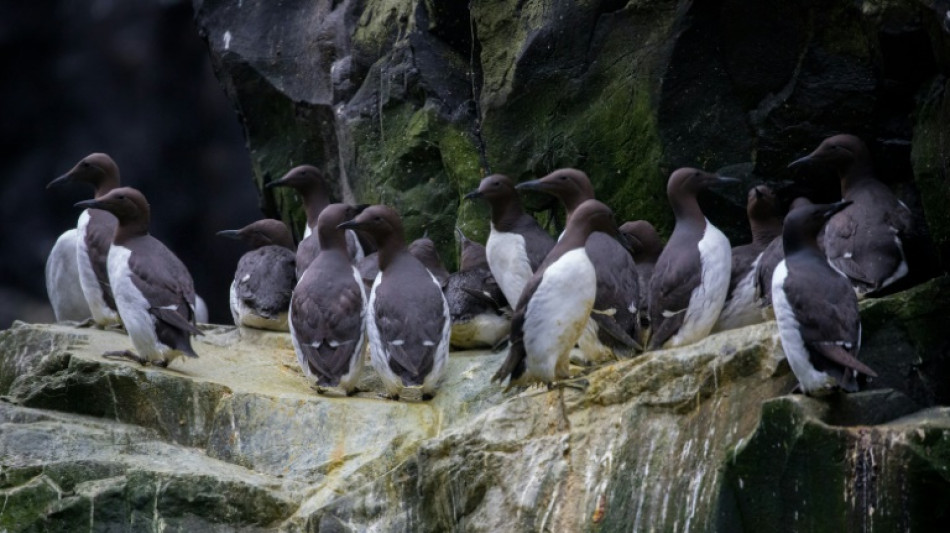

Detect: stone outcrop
192,0,949,276
3,276,950,530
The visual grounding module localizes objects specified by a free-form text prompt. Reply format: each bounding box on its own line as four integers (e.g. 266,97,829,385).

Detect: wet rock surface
192,0,949,275
2,276,949,530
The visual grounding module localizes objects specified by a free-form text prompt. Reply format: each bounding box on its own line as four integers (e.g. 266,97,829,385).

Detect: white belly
46,229,92,322
486,227,533,308
450,313,511,349
771,261,835,393
713,255,765,332
108,246,177,363
666,221,732,348
522,249,596,383
77,211,120,326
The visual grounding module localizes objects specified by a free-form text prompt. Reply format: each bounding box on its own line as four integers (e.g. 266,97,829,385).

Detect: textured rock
193,0,949,269
3,277,949,530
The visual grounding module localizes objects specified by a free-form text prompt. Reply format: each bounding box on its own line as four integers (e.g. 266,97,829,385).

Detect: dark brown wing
234,246,296,318
647,241,701,349
784,257,871,380
86,210,118,310
374,257,448,385
492,268,544,385
293,254,365,385
295,234,321,280
586,232,641,350
513,214,556,272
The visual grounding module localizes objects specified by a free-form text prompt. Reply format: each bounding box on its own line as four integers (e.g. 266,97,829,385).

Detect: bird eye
117,195,125,200
559,175,567,180
374,216,381,222
81,162,89,167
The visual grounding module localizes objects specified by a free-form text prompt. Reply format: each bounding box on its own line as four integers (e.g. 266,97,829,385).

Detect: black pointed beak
824,200,853,219
515,179,545,191
463,190,482,200
216,230,242,240
47,172,74,190
265,179,288,189
787,154,811,170
715,176,741,185
337,220,360,231
74,199,100,210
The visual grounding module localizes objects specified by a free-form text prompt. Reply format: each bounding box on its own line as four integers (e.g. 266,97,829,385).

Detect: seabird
713,185,783,332
47,153,122,327
754,196,813,315
516,168,641,362
446,227,511,350
357,234,450,294
788,134,913,297
44,228,91,322
492,199,625,389
266,165,364,278
217,219,296,331
75,187,202,367
339,205,450,400
289,204,368,394
464,174,555,309
619,220,664,338
771,200,878,394
647,168,738,350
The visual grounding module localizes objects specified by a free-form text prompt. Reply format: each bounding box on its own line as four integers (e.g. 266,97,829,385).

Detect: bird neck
376,236,408,272
301,190,330,227
489,195,525,231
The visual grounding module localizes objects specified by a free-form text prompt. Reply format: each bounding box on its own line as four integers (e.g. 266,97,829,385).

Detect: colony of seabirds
45,133,910,400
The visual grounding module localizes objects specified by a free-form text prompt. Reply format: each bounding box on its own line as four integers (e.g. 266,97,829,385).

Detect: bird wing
374,268,448,385
647,243,701,349
783,260,872,378
293,262,365,383
127,236,201,336
235,247,296,317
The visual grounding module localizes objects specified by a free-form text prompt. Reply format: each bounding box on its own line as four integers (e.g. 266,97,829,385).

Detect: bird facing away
713,185,784,332
289,204,368,394
619,220,664,340
492,199,625,389
47,153,123,327
771,200,878,395
788,134,913,297
217,219,296,331
648,168,738,350
516,168,642,362
464,174,556,309
446,227,511,350
339,204,450,400
75,187,202,367
359,234,451,293
266,165,364,277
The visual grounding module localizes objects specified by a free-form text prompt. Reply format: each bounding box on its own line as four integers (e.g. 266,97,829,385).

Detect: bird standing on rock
516,168,642,362
713,185,783,332
217,219,296,331
464,174,555,309
47,153,123,327
493,199,626,390
788,134,913,297
75,187,202,367
339,205,450,400
647,168,737,350
267,165,364,278
619,220,664,339
290,204,368,395
771,200,878,395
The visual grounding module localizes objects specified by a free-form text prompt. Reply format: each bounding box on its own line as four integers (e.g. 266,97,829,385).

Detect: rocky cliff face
192,0,949,277
2,276,949,530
